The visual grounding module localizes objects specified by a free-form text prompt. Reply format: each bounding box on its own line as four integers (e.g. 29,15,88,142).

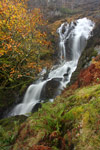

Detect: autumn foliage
0,0,52,87
32,145,51,150
71,55,100,89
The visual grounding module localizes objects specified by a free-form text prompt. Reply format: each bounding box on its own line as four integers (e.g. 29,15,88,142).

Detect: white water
9,18,95,116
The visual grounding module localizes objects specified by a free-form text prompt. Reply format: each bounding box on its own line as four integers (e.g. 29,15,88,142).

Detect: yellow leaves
1,0,53,85
7,44,12,50
38,67,42,72
0,49,7,56
27,62,37,69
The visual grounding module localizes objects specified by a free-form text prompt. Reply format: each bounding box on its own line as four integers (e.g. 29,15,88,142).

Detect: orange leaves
71,55,100,89
17,74,22,78
27,62,37,69
7,44,12,50
32,145,51,150
0,0,53,87
92,55,100,69
10,68,15,75
10,68,23,79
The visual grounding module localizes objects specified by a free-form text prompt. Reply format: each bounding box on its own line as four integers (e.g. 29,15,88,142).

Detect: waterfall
8,18,95,116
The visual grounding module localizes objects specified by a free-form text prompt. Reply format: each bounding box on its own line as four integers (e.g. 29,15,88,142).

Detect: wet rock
31,103,42,113
62,23,67,34
95,45,100,54
65,36,73,61
63,67,71,81
40,78,61,100
70,23,100,85
79,35,87,53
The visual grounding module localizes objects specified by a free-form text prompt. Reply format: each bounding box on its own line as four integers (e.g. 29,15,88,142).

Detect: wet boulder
40,78,62,100
31,103,42,113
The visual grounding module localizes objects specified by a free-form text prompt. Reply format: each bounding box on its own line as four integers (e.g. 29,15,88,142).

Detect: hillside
1,20,100,150
0,0,100,150
0,83,100,149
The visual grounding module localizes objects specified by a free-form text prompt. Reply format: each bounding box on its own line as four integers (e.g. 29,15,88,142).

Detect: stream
8,18,95,116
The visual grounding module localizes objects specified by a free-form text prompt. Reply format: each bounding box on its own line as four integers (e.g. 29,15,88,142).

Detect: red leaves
79,64,95,86
49,131,59,139
31,145,51,150
71,56,100,89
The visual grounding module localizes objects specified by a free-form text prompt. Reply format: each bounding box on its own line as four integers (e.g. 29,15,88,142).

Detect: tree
0,0,52,87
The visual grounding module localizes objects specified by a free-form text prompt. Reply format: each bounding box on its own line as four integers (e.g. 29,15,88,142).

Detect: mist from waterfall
8,18,95,116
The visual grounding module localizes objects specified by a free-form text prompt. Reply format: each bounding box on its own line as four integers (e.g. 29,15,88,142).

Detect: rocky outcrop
31,103,42,113
70,23,100,85
40,78,62,100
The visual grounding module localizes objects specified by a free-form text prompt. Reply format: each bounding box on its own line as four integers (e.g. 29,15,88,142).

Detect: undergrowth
0,121,19,150
1,84,100,150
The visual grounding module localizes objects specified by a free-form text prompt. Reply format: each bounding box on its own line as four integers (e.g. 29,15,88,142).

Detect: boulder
31,103,42,113
40,78,61,100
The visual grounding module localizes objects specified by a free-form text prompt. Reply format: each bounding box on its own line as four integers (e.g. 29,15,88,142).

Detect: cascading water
8,18,95,116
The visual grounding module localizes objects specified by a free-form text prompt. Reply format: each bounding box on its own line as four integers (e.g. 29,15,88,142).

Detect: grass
0,84,100,150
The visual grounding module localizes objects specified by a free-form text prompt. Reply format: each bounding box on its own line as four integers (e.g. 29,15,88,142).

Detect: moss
59,7,79,15
74,84,100,100
0,115,27,131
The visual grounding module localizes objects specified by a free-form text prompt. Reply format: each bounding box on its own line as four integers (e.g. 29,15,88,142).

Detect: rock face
65,37,73,61
31,103,42,113
28,0,100,9
63,67,71,81
40,78,62,100
70,23,100,85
